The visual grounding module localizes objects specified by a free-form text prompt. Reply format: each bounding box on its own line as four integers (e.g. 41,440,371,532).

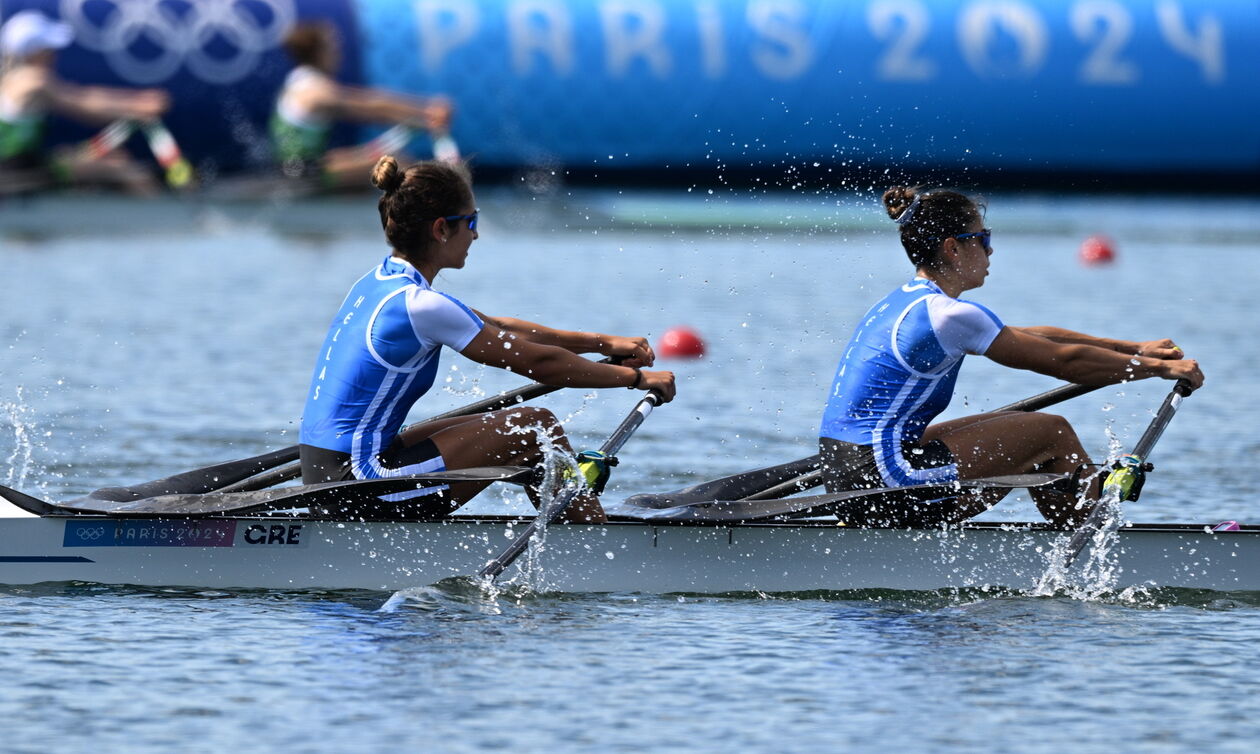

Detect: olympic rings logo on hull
59,0,296,85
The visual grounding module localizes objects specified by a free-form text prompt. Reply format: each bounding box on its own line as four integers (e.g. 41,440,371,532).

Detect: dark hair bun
882,186,918,222
371,156,403,193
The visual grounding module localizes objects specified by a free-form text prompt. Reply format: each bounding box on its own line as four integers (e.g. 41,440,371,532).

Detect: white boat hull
1,515,1256,593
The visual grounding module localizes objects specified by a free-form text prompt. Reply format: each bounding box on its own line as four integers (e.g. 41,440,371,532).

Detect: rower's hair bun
371,156,403,193
882,186,918,222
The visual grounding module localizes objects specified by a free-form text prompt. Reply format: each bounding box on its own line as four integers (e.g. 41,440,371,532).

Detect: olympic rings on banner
58,0,296,85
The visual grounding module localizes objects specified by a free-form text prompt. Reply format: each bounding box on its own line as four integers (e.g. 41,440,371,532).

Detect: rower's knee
497,406,568,447
1030,412,1086,452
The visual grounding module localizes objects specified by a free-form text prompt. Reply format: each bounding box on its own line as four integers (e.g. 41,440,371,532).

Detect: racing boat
3,380,1244,594
0,506,1255,593
1,446,1253,593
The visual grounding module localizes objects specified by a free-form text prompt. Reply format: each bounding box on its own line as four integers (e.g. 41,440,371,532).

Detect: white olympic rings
76,526,107,541
59,0,296,85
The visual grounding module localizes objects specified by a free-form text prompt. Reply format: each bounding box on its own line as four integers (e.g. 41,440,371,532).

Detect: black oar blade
622,455,821,509
86,447,299,502
613,473,1066,524
0,484,61,516
57,466,534,519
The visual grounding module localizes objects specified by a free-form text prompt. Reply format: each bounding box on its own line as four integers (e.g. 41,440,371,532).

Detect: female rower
0,11,169,195
298,156,675,523
818,187,1204,528
272,23,454,188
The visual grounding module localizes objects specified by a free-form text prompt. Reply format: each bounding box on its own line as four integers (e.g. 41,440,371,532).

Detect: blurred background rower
0,10,170,196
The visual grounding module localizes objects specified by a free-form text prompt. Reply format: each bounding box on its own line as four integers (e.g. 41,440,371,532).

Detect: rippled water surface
3,189,1260,752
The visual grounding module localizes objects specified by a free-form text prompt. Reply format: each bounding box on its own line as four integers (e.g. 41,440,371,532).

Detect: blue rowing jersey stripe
300,256,484,461
820,277,1004,456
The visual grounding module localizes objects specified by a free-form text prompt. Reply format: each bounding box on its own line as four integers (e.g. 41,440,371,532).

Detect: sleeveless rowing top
300,255,484,477
270,66,332,163
819,277,1004,480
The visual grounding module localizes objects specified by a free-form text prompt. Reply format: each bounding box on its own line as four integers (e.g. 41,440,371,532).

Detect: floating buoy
1079,235,1116,266
657,326,706,359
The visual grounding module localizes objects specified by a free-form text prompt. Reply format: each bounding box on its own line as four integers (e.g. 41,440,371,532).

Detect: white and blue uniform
820,277,1004,487
300,255,483,480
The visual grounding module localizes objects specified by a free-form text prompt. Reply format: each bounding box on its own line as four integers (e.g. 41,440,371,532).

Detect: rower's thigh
924,411,1077,478
425,406,569,469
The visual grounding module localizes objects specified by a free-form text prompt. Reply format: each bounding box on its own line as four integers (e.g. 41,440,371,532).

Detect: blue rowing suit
300,256,483,479
819,276,1004,486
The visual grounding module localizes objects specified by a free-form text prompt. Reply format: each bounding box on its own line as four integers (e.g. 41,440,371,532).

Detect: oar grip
1174,379,1194,397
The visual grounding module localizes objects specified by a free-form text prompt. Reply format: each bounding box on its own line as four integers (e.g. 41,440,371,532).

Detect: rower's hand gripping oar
1060,379,1195,568
478,391,664,582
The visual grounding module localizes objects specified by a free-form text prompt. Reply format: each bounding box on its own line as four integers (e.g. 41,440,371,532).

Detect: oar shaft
598,395,659,457
478,392,663,581
1061,380,1193,568
1129,381,1192,460
993,382,1100,413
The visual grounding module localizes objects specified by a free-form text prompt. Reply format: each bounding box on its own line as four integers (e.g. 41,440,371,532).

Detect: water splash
1033,487,1126,599
3,386,39,489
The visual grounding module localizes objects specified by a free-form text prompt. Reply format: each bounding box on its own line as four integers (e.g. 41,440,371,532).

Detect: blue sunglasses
443,209,479,231
930,228,992,251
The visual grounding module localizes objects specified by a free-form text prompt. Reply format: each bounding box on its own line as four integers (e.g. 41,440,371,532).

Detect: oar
992,382,1102,413
80,119,136,160
740,381,1105,501
1059,379,1195,569
478,391,664,582
140,122,194,189
109,356,620,499
0,120,149,197
617,472,1069,523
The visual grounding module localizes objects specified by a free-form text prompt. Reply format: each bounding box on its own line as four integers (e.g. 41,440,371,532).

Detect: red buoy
657,327,706,359
1079,235,1116,266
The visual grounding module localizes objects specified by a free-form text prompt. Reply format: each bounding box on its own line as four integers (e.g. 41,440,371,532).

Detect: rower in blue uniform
299,156,675,522
819,186,1204,528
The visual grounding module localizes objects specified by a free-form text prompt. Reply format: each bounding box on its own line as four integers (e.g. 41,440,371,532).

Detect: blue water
3,189,1260,752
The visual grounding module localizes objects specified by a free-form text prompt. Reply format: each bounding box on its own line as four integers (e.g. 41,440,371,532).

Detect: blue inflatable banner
3,0,1257,176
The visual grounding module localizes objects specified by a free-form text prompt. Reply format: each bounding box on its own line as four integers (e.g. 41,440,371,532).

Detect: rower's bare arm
1016,326,1184,360
43,80,168,125
985,327,1204,389
473,311,656,367
459,324,675,401
324,84,451,130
